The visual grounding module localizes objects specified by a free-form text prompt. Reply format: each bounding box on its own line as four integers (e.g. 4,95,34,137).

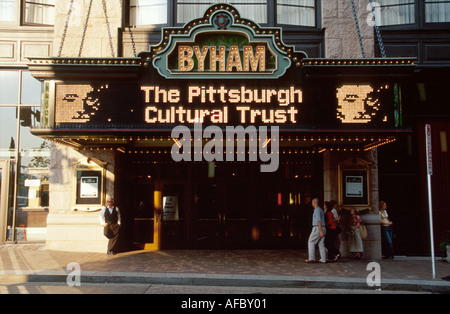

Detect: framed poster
80,176,99,198
163,196,179,220
73,157,107,211
345,176,364,198
76,170,102,205
341,170,368,206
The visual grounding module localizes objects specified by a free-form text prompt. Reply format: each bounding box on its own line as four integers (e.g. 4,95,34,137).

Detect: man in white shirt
99,198,121,255
306,198,327,263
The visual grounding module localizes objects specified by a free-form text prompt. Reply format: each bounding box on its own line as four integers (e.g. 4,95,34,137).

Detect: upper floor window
0,0,55,25
425,0,450,23
277,0,315,27
130,0,168,25
378,0,450,27
0,0,15,22
23,0,55,26
129,0,317,28
378,0,415,26
178,0,268,24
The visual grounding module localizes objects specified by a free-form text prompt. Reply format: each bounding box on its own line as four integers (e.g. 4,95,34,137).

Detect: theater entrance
119,154,322,250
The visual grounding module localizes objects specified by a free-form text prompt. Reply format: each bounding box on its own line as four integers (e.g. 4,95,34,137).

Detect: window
177,0,267,25
130,0,168,25
129,0,317,27
0,107,17,159
0,0,15,22
378,0,415,26
0,70,50,242
425,0,450,23
0,71,19,104
23,0,55,25
277,0,315,27
378,0,450,27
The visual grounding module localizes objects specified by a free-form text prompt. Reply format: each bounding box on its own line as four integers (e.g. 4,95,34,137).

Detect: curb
1,271,449,293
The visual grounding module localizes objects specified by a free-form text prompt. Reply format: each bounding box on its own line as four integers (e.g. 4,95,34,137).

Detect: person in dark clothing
324,201,340,261
99,198,121,255
379,201,395,259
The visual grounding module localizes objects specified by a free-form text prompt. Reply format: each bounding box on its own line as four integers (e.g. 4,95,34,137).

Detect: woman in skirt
347,208,363,259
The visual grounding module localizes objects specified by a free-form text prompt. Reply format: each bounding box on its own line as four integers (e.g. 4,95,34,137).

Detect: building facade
1,0,449,258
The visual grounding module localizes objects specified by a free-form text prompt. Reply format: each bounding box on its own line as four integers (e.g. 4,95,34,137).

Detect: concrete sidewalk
1,244,449,293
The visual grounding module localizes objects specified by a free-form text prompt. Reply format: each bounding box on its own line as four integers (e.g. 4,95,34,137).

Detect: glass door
161,183,186,249
194,176,252,249
195,182,225,248
223,179,252,248
256,184,286,248
131,181,187,250
131,183,160,250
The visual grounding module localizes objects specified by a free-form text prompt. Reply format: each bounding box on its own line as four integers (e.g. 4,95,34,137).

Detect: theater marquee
28,4,415,150
53,81,394,128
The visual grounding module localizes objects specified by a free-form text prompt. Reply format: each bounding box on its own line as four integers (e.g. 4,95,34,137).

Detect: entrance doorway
193,162,318,249
119,157,189,250
195,179,252,249
129,182,157,249
119,154,322,250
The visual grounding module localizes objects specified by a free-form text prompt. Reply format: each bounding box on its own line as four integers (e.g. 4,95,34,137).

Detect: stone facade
43,0,122,252
322,0,375,58
52,0,376,59
0,0,377,63
55,0,122,58
46,143,117,252
0,27,53,66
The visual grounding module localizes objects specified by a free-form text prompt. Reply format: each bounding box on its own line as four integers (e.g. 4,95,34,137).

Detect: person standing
379,201,394,259
305,198,327,263
348,208,364,259
99,198,121,255
329,200,341,260
324,201,340,261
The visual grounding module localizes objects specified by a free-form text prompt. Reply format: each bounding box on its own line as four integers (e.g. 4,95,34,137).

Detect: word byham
178,45,266,72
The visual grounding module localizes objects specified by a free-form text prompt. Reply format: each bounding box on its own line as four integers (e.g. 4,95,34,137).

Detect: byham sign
140,4,306,79
28,4,415,133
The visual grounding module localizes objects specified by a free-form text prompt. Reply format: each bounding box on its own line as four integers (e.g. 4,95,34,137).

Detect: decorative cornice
28,57,142,80
301,58,415,66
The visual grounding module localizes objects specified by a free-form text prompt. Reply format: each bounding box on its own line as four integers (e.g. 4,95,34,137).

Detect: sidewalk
1,244,449,293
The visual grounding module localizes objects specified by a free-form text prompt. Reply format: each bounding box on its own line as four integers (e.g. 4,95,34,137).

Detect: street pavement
1,243,449,294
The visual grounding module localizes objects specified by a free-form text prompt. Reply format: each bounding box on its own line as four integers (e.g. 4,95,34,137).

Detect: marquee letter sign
28,4,415,138
139,4,306,79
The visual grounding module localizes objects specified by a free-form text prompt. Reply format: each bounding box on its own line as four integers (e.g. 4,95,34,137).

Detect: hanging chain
129,27,137,57
368,0,387,58
350,0,366,58
78,0,93,57
78,0,115,58
57,0,75,57
102,0,116,57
